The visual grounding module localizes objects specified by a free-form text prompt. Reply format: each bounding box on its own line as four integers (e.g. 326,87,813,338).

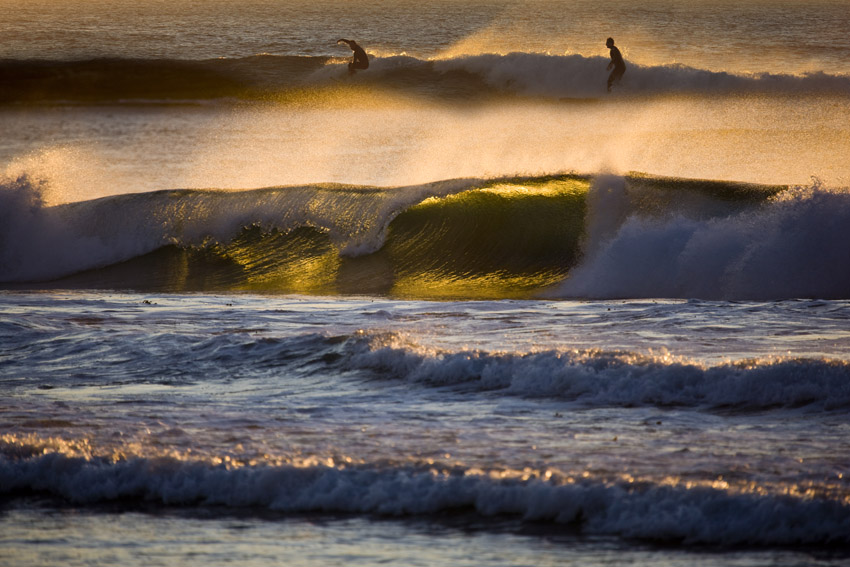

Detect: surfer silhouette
337,39,369,73
605,37,626,92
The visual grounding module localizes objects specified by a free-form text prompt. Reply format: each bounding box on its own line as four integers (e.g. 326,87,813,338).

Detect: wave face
3,172,849,300
0,175,587,298
2,53,850,105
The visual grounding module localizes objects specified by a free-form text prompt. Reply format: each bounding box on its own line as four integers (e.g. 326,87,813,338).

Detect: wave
7,323,849,412
554,176,850,300
9,325,848,412
335,331,850,411
0,174,588,298
2,446,849,547
3,172,849,300
2,53,850,105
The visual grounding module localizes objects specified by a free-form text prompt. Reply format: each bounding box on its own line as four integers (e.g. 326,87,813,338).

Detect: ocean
2,1,850,565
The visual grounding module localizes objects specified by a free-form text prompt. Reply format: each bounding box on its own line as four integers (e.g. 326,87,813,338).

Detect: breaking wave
553,176,850,300
7,323,849,413
2,446,849,547
2,53,850,105
2,171,849,299
336,331,850,411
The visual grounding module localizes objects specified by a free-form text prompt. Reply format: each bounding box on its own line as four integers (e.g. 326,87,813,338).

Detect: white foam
0,176,158,283
434,53,850,98
555,178,850,300
0,176,480,282
2,451,848,546
341,332,850,410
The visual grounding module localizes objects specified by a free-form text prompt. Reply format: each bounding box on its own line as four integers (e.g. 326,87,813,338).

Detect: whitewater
2,1,850,566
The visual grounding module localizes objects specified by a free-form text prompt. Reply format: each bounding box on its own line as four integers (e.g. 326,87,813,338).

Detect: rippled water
3,292,850,565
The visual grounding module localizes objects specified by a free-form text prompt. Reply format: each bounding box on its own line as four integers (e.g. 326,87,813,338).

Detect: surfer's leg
607,67,624,92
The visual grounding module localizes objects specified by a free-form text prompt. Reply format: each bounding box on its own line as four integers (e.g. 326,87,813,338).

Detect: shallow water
5,504,849,567
2,292,850,565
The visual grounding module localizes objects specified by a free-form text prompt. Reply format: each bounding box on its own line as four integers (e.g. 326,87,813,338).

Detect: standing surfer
605,37,626,92
337,39,369,73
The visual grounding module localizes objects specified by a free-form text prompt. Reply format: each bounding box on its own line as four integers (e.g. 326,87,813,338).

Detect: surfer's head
606,37,615,48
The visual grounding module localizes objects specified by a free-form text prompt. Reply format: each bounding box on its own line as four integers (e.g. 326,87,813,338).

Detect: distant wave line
2,53,849,105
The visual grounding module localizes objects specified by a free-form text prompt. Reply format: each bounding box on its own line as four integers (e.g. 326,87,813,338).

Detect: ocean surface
2,1,850,565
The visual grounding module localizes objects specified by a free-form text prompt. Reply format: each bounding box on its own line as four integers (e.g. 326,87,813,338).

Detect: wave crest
4,172,848,300
2,447,848,546
340,331,850,411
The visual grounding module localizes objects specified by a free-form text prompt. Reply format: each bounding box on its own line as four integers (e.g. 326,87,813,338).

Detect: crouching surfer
337,39,369,74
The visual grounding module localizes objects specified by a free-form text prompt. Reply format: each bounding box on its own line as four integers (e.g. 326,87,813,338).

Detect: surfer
605,37,626,92
337,39,369,73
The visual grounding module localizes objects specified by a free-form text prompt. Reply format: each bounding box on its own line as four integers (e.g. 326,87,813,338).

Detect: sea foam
339,331,850,411
2,449,848,546
555,177,850,300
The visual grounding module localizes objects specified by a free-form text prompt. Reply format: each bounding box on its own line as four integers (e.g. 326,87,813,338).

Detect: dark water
3,293,850,566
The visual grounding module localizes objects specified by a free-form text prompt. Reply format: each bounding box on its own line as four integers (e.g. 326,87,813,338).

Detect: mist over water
3,93,848,206
3,0,850,201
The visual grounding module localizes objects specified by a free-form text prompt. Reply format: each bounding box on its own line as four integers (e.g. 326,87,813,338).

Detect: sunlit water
4,94,850,206
5,0,850,75
3,1,850,565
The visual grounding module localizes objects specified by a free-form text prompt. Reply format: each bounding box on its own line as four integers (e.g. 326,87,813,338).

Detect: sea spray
557,179,850,299
4,54,850,104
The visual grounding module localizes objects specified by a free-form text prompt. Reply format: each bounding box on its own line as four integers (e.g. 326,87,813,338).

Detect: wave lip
2,450,849,547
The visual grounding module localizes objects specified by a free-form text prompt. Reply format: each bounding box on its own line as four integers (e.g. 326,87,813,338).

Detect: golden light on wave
390,271,561,300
